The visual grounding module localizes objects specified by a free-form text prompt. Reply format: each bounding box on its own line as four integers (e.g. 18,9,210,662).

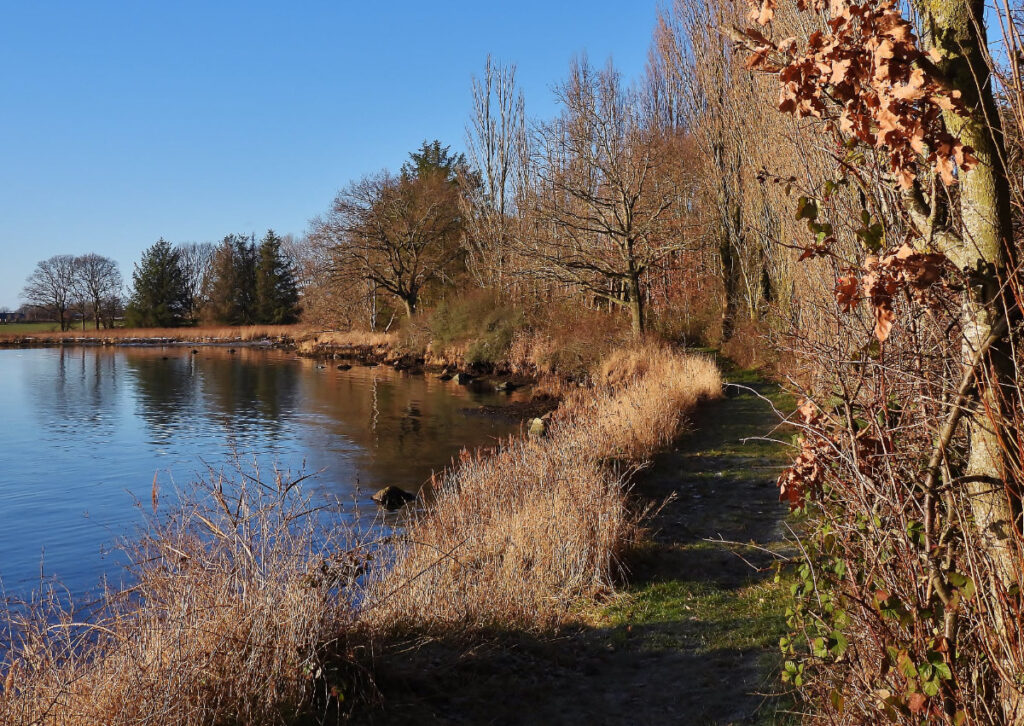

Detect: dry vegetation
363,346,721,632
0,471,363,726
0,324,309,345
0,346,720,725
293,330,397,356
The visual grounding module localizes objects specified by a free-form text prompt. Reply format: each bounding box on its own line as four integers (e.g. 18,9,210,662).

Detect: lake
0,346,527,597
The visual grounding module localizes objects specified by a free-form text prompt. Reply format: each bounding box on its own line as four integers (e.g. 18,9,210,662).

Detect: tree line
21,231,299,329
21,253,123,331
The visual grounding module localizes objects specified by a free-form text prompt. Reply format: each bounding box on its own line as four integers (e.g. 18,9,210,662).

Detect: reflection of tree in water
33,348,121,439
123,351,203,446
125,350,300,449
299,367,514,490
193,351,299,446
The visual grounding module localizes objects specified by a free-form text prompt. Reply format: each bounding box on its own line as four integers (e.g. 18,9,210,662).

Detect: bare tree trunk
921,0,1021,714
627,272,645,337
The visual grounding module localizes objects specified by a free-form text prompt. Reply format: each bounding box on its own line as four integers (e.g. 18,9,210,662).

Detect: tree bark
920,0,1022,714
626,272,645,338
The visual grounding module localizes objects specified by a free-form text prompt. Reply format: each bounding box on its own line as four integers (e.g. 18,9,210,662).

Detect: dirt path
354,373,793,725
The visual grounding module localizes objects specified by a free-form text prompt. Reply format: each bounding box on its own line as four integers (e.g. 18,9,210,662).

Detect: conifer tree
205,234,258,324
255,230,300,324
125,239,189,327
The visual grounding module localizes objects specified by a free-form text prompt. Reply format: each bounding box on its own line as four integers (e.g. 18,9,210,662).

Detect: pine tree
255,230,300,324
125,239,189,327
401,139,467,183
204,234,258,324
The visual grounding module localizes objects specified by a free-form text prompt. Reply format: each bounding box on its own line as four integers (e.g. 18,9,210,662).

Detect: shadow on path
353,373,793,725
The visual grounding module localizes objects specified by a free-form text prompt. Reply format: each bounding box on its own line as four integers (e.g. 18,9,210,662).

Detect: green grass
603,575,787,653
0,322,62,333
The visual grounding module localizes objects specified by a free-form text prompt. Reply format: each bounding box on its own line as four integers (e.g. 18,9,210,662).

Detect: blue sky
0,1,659,309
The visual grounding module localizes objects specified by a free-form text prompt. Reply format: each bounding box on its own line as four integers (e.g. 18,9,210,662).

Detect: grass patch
600,551,788,654
0,322,63,334
0,324,308,343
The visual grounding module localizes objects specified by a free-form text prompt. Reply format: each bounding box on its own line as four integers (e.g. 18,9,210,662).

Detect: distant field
0,322,63,333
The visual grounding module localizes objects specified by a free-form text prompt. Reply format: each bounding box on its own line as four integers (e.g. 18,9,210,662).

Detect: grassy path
355,369,794,725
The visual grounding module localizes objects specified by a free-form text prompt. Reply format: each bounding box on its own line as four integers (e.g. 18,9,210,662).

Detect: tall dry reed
363,346,721,632
0,469,363,726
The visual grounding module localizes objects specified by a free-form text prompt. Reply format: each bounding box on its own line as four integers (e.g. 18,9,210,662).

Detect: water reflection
0,347,527,596
30,348,122,440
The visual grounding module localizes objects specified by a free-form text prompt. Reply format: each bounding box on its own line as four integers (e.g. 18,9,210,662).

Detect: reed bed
0,471,363,726
363,345,721,632
0,324,307,344
294,330,396,355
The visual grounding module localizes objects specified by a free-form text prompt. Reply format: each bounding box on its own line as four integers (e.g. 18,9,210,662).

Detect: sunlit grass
364,345,722,632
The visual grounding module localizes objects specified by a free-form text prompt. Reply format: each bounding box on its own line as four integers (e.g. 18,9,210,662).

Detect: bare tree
526,57,687,336
311,171,463,318
21,255,78,331
176,242,216,323
74,254,122,330
462,55,529,288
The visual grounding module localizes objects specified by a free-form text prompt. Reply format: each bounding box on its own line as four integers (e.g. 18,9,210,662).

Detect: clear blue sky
0,1,659,310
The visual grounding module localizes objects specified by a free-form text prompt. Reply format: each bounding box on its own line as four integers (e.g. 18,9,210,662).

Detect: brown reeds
0,469,363,726
363,345,721,632
0,324,309,345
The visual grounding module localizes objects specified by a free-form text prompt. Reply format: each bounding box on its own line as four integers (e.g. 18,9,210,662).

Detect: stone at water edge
454,372,474,385
372,486,417,510
528,417,547,438
494,380,518,392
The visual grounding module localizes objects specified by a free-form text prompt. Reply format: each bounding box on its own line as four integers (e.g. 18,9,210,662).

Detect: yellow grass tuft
294,330,395,355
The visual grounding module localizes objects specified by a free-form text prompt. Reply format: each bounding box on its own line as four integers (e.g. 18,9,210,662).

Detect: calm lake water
0,346,527,597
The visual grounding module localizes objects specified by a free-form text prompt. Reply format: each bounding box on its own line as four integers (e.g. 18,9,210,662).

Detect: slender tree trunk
627,272,645,338
921,0,1022,715
719,225,740,342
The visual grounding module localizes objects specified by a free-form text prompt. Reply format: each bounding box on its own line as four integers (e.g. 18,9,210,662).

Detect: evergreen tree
401,139,467,183
255,230,300,324
125,239,189,327
204,234,258,324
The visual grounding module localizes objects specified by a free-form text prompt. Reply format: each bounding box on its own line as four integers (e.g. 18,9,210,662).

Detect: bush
427,290,525,368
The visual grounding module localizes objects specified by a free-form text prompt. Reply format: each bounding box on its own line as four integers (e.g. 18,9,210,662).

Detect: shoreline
0,326,544,391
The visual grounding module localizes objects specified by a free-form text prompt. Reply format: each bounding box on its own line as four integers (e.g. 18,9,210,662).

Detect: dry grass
294,330,396,356
0,325,308,344
0,469,363,726
362,345,721,633
580,345,723,460
0,345,720,723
